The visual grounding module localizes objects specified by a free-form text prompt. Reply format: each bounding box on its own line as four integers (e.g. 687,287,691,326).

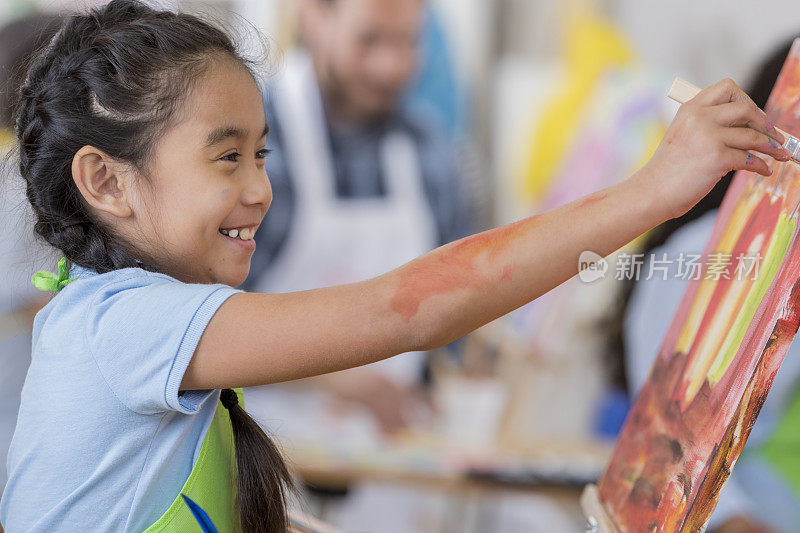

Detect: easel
580,484,619,533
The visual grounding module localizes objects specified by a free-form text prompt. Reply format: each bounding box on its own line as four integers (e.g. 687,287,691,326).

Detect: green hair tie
31,257,76,293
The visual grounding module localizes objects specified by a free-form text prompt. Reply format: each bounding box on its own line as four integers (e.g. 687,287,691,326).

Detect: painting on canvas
597,39,800,532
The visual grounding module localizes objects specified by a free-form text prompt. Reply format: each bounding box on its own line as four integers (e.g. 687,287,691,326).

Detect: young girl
0,1,792,532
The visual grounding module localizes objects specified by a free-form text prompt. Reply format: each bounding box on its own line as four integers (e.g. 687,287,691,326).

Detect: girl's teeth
220,227,255,240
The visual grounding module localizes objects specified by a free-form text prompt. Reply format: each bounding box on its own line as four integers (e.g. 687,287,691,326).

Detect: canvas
597,39,800,532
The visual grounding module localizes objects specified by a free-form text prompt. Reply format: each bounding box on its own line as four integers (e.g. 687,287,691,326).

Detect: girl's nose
243,167,272,211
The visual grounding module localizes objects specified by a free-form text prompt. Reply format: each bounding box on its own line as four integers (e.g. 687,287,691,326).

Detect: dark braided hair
15,0,241,273
14,1,293,531
0,12,63,130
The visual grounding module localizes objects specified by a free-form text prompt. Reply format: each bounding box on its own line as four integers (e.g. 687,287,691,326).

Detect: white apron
253,50,438,384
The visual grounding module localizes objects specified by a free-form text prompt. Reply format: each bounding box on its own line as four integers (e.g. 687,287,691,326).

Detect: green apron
761,385,800,497
142,388,243,532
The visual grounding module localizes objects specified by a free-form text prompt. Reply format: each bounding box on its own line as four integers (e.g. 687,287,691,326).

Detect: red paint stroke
390,216,536,320
673,193,781,408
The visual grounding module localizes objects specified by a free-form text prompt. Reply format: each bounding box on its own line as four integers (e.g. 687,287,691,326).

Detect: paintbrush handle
668,77,800,162
667,78,703,106
667,78,792,141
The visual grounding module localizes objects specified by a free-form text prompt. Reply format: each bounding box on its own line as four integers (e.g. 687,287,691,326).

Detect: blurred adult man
243,0,472,433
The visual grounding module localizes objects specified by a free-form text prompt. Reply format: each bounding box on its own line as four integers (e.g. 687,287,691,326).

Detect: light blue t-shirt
0,264,241,532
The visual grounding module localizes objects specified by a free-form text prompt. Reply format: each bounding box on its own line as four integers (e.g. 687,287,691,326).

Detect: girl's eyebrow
204,123,270,147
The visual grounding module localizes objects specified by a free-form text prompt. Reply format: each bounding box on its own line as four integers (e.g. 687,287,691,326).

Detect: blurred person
242,0,475,435
0,11,62,493
623,38,800,533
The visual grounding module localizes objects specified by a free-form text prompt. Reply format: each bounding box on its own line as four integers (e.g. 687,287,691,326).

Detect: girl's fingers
691,78,746,106
693,78,786,144
721,126,792,162
724,147,772,177
713,101,786,145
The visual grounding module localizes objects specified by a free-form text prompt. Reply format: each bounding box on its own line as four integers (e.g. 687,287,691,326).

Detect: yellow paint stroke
674,182,763,354
706,213,795,386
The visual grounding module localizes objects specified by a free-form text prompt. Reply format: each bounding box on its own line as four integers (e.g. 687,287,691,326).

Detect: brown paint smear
389,215,539,321
683,278,800,531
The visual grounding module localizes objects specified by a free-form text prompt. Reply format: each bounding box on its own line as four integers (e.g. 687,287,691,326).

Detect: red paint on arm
575,193,608,209
389,216,536,320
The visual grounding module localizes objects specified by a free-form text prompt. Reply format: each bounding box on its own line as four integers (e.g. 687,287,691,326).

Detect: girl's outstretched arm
182,78,792,390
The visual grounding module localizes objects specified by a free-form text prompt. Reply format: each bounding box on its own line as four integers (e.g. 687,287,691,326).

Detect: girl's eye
219,149,271,163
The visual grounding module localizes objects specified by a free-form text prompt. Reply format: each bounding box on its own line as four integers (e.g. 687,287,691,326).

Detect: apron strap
142,389,243,532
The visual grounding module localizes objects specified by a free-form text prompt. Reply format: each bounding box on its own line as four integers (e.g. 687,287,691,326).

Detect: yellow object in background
520,8,633,203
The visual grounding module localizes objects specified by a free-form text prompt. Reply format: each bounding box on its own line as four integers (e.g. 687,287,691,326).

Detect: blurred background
2,0,800,532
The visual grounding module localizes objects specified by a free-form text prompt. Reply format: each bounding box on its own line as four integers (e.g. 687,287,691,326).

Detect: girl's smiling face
127,57,272,286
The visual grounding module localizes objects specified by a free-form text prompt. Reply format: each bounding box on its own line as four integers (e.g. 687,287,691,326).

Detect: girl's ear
71,145,134,219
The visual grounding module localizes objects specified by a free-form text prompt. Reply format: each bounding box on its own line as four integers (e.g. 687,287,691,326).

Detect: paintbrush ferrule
785,135,800,163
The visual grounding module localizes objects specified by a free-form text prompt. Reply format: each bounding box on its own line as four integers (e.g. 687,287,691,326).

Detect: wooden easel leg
580,484,620,533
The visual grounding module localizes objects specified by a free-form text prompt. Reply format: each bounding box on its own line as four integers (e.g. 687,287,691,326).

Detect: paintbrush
668,78,800,165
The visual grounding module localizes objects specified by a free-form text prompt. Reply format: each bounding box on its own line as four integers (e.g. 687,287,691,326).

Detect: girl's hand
642,78,793,220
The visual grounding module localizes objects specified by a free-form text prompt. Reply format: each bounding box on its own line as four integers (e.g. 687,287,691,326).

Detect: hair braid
14,2,294,529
